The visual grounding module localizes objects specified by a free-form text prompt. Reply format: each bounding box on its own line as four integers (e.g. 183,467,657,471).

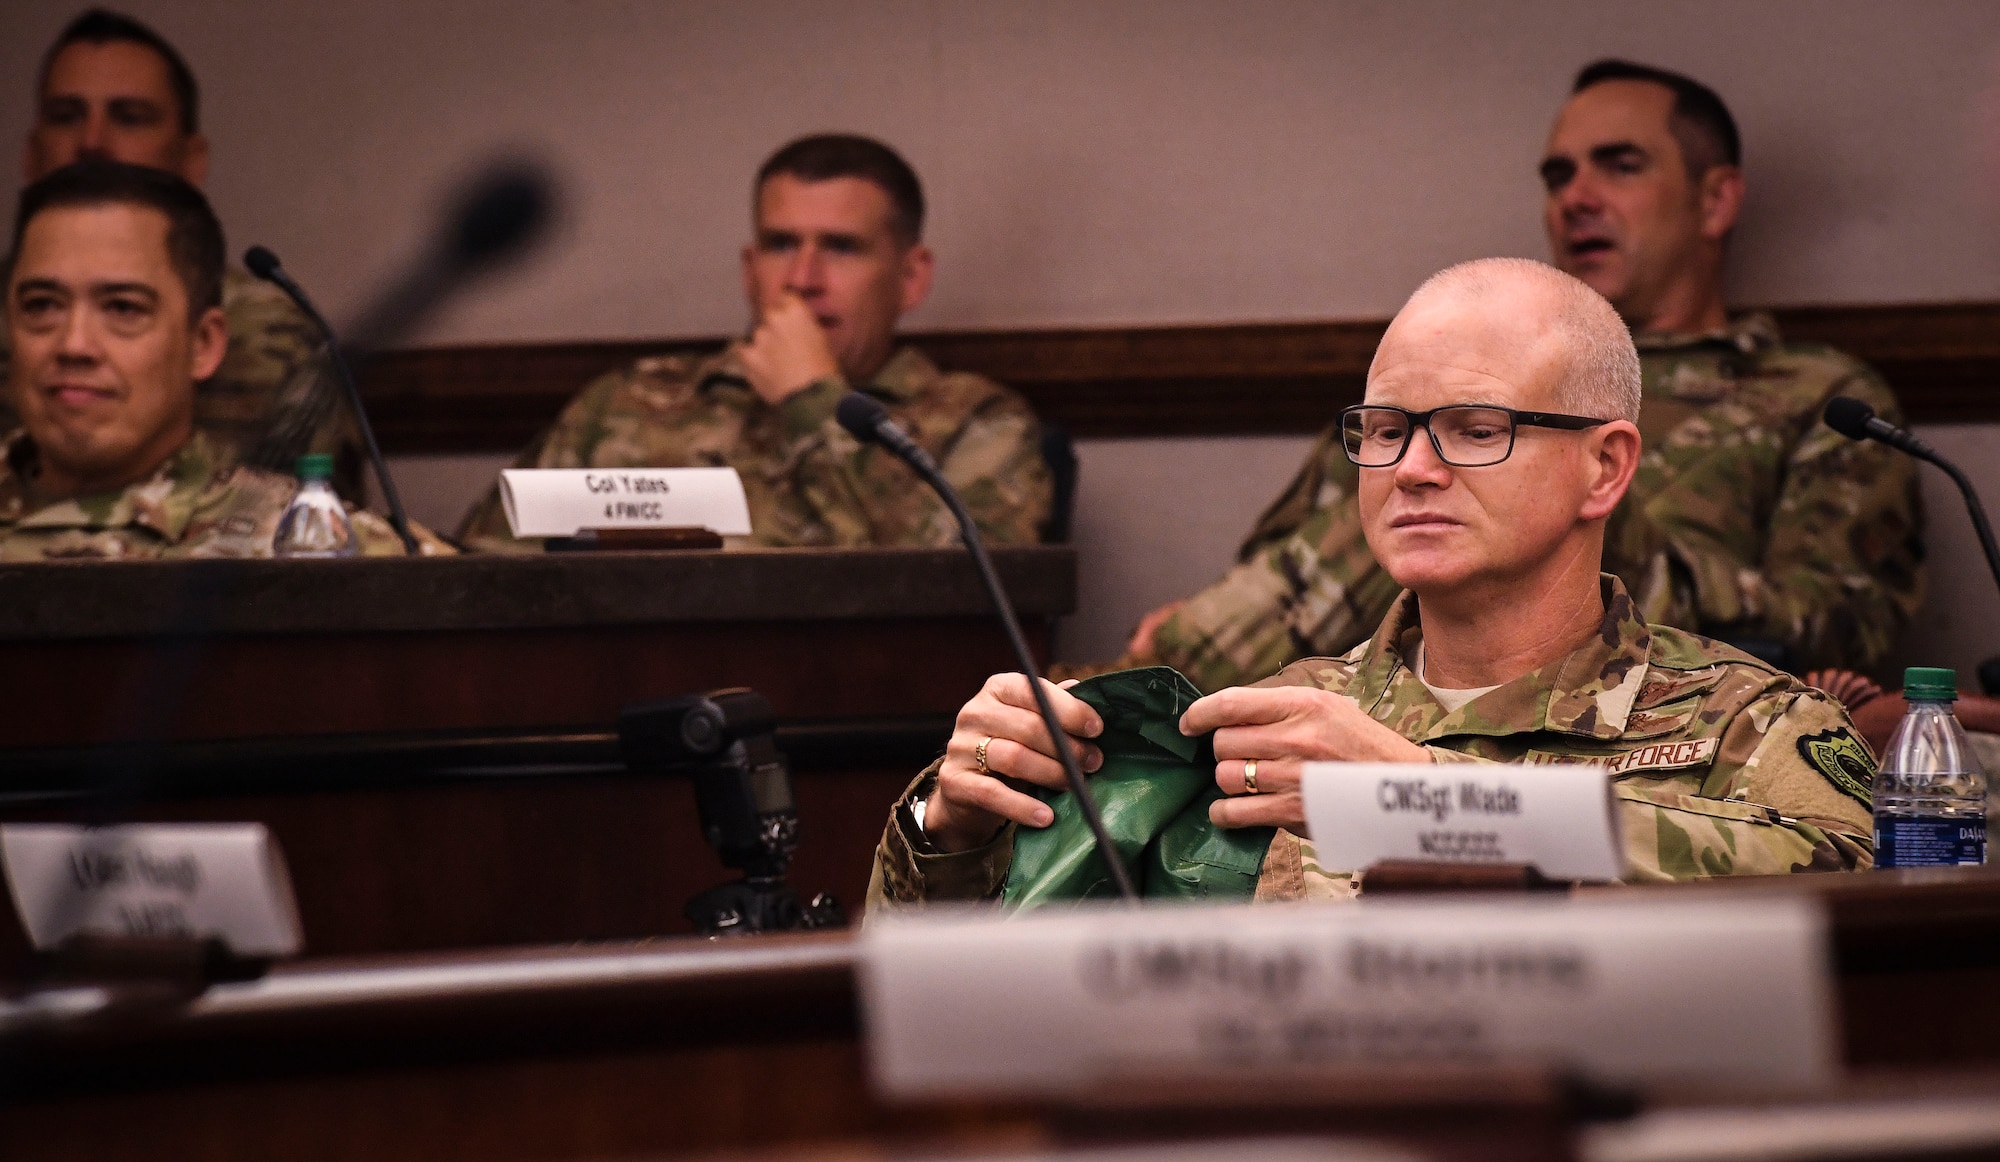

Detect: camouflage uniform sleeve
1623,361,1924,670
1151,427,1401,693
865,765,1017,914
780,377,1052,548
453,371,633,549
1618,688,1875,880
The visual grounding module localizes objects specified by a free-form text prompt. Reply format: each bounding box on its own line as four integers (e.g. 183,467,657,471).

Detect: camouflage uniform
1133,315,1923,691
868,576,1876,909
456,344,1052,550
0,427,449,559
0,268,364,497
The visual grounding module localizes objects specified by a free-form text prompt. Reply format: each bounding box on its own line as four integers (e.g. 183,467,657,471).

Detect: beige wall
7,1,2000,677
7,1,2000,338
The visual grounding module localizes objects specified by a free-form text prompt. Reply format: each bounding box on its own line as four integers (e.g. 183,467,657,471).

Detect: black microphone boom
835,392,1139,901
343,161,553,355
243,159,556,555
244,245,420,555
1823,396,2000,600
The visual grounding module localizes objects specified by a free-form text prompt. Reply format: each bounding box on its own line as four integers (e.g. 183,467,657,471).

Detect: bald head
1390,257,1640,423
1357,257,1645,608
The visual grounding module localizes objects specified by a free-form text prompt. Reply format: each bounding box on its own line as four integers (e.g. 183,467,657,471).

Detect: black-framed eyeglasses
1339,404,1610,468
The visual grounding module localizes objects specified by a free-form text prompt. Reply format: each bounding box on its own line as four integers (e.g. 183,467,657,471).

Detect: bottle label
1874,816,1986,868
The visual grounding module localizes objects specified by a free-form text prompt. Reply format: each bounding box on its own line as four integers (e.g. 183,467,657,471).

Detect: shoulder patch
1795,727,1875,805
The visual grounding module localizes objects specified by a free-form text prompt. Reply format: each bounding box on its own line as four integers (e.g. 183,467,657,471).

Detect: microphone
836,392,1138,901
1824,396,2000,600
342,160,554,355
244,244,420,555
1824,396,1939,460
245,159,557,554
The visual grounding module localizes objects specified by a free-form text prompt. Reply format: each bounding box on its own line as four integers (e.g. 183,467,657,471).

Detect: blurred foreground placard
862,897,1834,1099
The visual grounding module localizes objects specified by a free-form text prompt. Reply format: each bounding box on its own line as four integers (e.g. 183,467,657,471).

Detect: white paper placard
1302,761,1624,881
1,823,302,958
499,467,753,538
862,898,1835,1098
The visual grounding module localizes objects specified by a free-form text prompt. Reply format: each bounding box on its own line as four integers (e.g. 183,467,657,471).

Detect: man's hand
1803,668,1884,711
1125,599,1187,660
1180,685,1431,832
923,674,1105,853
740,294,841,405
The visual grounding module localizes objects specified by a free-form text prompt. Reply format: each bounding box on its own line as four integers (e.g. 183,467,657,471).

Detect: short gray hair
1401,257,1641,423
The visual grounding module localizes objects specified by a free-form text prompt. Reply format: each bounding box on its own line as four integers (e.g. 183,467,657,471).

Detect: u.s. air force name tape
1303,761,1624,881
1,823,303,958
499,467,753,538
861,897,1836,1098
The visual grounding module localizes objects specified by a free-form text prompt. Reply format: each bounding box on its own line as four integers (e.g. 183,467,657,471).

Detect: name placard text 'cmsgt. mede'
1304,762,1624,881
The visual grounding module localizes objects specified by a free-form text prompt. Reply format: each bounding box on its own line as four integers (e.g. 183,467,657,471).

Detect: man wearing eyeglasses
1098,59,1922,692
871,258,1873,905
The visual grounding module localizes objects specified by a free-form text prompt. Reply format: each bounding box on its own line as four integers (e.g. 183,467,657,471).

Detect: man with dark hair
5,8,359,496
0,162,443,558
458,133,1052,549
1095,59,1921,691
756,134,925,247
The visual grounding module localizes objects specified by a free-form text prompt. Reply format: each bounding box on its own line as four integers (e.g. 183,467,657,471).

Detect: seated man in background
4,8,359,495
0,162,445,558
1107,59,1922,691
874,259,1873,906
458,134,1052,549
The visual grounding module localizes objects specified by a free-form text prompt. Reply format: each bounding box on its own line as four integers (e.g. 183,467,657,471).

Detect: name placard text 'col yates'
862,899,1836,1099
500,468,753,537
1303,762,1624,881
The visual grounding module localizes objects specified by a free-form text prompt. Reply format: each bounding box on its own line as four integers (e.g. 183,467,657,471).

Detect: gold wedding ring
975,736,993,775
1243,759,1260,795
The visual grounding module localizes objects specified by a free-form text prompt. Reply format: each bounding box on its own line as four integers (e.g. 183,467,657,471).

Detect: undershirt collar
1411,642,1503,714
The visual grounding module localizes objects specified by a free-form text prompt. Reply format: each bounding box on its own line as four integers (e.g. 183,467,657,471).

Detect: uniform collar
699,342,934,401
1631,311,1781,356
1349,574,1652,742
3,429,230,542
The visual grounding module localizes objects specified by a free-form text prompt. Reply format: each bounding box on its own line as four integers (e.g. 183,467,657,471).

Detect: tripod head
618,689,841,934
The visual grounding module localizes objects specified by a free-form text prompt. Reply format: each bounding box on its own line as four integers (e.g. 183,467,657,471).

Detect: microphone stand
244,247,419,555
1924,452,2000,601
1825,398,2000,600
838,394,1138,901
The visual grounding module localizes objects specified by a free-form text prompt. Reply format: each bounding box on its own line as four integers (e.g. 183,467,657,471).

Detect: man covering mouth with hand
458,134,1053,550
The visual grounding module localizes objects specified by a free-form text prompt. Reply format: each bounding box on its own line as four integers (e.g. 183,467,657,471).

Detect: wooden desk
0,935,1576,1162
0,549,1073,961
0,548,1073,744
6,868,2000,1162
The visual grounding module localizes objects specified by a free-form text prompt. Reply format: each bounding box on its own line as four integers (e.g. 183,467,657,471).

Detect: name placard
1302,762,1624,881
1,824,303,958
500,468,753,538
862,898,1835,1099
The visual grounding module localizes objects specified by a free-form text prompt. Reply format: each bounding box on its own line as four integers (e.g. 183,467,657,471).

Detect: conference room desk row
4,867,1999,1162
0,548,1075,971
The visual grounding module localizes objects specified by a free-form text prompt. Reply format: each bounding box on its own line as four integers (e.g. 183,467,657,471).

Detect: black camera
619,689,841,935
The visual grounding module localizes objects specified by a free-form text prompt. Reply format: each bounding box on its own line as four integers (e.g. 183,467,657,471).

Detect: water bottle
272,453,358,558
1873,667,1987,868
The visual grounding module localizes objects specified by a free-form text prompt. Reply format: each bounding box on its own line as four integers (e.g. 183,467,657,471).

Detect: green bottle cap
1903,666,1958,702
295,453,335,481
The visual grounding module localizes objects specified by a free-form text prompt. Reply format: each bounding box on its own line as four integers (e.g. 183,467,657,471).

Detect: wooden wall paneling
357,302,2000,453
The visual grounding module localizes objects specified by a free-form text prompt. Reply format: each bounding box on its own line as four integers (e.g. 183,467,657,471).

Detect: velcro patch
1795,727,1875,806
1523,737,1719,775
